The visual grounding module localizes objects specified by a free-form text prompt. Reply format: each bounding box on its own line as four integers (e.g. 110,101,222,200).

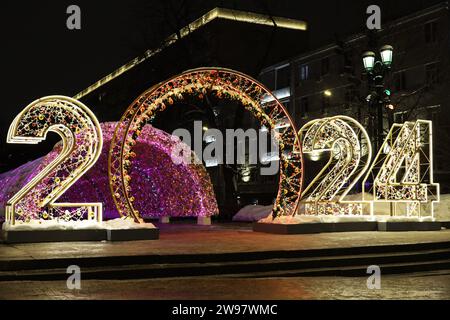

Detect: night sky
0,0,443,171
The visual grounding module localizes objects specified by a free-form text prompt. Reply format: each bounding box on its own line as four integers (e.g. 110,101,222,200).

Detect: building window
345,87,358,104
321,57,330,76
260,70,276,91
299,64,309,81
425,21,438,43
281,100,291,114
394,111,408,123
322,95,330,113
299,97,309,117
394,71,407,91
426,63,439,87
276,66,291,90
422,105,441,120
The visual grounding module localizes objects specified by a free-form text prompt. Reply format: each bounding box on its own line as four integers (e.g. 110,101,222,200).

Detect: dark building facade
76,8,308,217
256,2,450,194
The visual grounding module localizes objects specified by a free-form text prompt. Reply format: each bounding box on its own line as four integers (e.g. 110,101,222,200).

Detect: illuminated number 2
299,116,372,215
5,96,103,225
363,120,439,217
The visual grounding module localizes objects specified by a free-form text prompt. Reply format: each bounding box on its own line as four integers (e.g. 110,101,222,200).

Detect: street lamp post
362,45,394,152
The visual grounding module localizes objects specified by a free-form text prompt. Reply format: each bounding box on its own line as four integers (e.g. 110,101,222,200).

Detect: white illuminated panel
261,88,291,104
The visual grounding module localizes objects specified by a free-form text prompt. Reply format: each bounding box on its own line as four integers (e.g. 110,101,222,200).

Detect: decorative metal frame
299,116,372,215
5,96,103,225
108,67,303,222
363,120,440,217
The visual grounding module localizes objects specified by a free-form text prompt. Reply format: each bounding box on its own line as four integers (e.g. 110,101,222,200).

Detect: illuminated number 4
363,120,439,218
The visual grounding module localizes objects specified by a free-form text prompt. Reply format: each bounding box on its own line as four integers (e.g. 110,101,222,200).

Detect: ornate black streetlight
362,45,394,152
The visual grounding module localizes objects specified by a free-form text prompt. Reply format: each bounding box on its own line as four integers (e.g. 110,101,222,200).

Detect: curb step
1,246,450,281
2,241,450,272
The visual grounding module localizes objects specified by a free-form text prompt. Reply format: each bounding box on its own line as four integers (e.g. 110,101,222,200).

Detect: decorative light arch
108,68,303,222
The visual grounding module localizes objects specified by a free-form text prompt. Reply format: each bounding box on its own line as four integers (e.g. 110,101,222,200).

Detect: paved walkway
1,224,449,262
1,271,449,300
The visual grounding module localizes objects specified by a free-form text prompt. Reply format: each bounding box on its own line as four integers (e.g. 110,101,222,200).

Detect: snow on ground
233,193,450,223
435,194,450,221
2,218,156,231
261,215,435,225
233,205,272,222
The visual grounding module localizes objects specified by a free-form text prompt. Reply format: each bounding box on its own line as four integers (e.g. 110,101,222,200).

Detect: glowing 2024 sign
4,96,439,225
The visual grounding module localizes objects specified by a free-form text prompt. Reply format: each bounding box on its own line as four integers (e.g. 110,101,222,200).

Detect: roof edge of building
74,7,308,100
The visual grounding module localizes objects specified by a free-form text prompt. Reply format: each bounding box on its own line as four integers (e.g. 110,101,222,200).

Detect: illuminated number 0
5,96,103,225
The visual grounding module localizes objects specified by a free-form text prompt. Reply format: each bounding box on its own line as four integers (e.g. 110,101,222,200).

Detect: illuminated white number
363,120,439,217
299,116,372,215
5,96,103,225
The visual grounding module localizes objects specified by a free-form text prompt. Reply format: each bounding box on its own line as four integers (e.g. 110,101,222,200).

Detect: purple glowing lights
0,122,218,220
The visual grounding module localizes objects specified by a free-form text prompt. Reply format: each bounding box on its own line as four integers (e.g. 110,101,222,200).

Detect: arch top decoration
108,67,304,222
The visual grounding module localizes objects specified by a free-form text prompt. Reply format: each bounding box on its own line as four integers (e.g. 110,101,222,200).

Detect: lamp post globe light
362,45,394,153
362,51,376,72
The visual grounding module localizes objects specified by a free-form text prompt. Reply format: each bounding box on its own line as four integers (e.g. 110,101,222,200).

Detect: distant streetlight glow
324,90,332,97
309,150,322,162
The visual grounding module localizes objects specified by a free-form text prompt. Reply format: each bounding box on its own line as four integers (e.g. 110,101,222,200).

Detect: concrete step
242,259,450,278
2,240,450,272
1,245,450,280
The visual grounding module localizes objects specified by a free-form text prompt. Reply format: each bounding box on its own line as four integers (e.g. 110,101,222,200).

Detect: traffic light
382,89,392,104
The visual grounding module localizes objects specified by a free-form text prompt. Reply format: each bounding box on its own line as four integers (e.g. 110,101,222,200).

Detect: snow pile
102,218,156,230
233,192,450,223
375,216,434,222
259,215,375,225
261,215,435,225
232,205,272,222
434,194,450,221
2,218,156,231
2,219,104,231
